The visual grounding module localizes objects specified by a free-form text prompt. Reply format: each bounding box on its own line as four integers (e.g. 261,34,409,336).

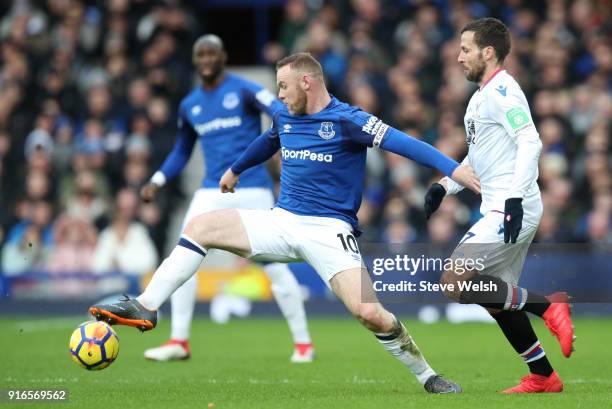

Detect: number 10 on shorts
337,233,360,254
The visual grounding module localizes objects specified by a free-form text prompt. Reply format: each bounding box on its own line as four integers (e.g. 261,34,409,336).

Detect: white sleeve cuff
150,171,167,187
441,176,464,195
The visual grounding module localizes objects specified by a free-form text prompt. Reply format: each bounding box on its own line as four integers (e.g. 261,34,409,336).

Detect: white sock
263,263,312,345
137,235,206,311
170,274,197,341
375,317,436,385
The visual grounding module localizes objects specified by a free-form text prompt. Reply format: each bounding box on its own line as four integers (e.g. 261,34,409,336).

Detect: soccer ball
69,321,119,370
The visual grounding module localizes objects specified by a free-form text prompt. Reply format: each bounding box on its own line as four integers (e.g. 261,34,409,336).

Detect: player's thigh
237,208,302,264
183,209,252,258
181,189,250,262
182,188,273,223
295,216,364,284
452,212,537,284
181,189,223,230
222,188,275,210
329,267,383,314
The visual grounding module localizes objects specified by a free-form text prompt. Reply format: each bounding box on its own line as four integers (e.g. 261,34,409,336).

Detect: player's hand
424,183,446,219
140,182,159,202
220,168,239,193
504,198,523,243
450,164,480,194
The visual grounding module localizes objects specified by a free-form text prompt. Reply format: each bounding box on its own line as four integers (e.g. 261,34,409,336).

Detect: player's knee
183,213,213,246
354,303,385,331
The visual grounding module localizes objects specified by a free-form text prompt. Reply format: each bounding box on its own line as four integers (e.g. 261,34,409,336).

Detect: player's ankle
169,339,190,349
294,343,313,354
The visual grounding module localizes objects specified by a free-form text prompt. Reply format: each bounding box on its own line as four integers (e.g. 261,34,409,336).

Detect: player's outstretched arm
449,164,480,194
378,127,480,193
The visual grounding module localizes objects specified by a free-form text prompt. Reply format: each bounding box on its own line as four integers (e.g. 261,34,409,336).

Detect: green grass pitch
1,316,610,408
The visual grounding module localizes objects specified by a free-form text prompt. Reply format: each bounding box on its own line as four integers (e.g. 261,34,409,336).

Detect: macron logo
281,147,333,163
194,116,242,135
496,85,507,97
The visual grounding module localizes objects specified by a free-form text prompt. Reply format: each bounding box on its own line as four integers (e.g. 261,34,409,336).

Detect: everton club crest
318,121,335,140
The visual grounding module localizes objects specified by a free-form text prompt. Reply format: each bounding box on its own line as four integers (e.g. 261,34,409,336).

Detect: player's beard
465,53,486,83
288,88,308,115
199,63,223,85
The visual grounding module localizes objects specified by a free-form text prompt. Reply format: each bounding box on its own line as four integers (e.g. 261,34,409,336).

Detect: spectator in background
80,84,126,145
92,187,158,276
146,96,175,169
62,169,109,226
46,214,97,274
51,118,75,172
263,0,310,65
125,78,153,121
1,200,54,276
293,19,348,94
427,213,458,244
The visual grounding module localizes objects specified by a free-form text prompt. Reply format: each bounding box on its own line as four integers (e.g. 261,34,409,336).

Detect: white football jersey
446,70,543,225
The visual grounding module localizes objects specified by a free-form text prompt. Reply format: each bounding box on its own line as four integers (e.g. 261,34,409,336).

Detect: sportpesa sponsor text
194,116,242,135
281,147,333,163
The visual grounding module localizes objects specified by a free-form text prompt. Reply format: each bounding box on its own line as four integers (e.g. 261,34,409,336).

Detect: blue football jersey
270,96,387,233
159,73,283,188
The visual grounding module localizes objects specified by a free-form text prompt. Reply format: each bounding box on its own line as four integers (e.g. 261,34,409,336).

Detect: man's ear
301,74,311,91
483,46,496,62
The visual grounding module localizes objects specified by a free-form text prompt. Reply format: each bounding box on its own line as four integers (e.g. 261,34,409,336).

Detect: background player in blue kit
90,52,480,393
139,35,314,363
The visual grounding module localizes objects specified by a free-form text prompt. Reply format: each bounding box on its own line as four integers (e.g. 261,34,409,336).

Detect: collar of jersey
479,67,505,92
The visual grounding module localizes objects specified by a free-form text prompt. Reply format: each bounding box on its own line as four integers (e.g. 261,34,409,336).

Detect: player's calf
442,269,549,316
331,268,461,392
439,268,477,302
352,302,394,332
442,270,575,357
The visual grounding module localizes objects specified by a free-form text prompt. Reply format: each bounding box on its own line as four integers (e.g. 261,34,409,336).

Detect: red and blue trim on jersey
479,67,505,91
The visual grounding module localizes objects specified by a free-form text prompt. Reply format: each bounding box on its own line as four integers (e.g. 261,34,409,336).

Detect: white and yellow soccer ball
69,321,119,370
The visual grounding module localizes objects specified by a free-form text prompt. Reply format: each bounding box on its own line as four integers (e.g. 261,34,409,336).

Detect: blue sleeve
231,124,280,175
342,110,459,177
242,81,283,117
159,104,197,180
380,127,459,177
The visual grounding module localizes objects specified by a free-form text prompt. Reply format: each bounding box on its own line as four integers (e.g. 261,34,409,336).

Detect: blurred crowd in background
0,0,610,278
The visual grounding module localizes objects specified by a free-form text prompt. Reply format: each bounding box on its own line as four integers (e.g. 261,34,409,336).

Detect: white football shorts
238,207,363,282
451,210,540,284
182,187,275,228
